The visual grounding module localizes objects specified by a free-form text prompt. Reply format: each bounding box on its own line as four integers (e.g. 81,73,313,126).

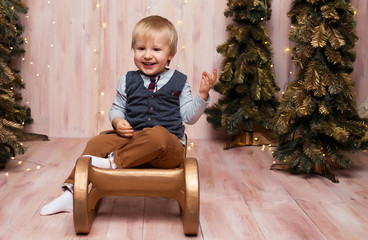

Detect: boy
40,15,217,215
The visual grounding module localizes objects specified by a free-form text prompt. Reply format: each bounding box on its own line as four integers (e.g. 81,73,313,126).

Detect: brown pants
65,126,185,184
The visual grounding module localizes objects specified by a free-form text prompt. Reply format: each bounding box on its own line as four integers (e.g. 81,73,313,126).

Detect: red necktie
148,75,160,93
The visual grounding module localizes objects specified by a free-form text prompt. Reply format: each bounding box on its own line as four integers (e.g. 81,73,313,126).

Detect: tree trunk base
19,132,49,141
224,125,278,150
270,161,339,183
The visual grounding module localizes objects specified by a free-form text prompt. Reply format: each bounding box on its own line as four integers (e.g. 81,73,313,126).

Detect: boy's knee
150,126,173,144
83,135,106,156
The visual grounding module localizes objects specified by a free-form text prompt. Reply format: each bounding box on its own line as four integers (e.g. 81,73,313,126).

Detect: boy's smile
133,30,175,76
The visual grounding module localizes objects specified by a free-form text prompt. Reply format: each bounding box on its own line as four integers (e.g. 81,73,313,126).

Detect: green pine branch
0,0,29,168
272,0,368,173
205,0,279,137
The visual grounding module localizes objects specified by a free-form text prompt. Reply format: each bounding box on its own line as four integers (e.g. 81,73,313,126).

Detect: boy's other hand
199,68,217,101
114,118,134,138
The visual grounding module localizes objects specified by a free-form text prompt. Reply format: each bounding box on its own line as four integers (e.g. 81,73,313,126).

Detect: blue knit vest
125,70,186,139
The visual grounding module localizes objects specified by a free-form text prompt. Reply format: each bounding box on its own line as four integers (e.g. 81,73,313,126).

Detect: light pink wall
20,0,368,138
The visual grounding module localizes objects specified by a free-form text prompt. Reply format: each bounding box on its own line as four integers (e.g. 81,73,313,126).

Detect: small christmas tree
0,0,29,168
205,0,279,149
271,0,368,182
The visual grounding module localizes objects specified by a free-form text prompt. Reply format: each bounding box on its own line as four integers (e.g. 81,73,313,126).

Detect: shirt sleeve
180,80,210,125
109,74,127,124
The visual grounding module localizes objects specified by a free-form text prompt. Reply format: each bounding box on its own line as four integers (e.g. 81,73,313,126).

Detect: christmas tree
271,0,368,182
205,0,279,149
0,0,29,168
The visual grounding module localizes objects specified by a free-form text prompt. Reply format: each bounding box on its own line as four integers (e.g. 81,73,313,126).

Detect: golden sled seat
73,155,200,236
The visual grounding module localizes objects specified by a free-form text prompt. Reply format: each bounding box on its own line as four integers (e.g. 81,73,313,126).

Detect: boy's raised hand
199,68,217,101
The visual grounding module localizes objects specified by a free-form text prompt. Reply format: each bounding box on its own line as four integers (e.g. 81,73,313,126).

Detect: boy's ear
168,52,175,61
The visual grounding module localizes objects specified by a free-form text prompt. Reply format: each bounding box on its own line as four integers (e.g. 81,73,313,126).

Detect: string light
5,172,9,176
101,23,107,28
96,3,100,8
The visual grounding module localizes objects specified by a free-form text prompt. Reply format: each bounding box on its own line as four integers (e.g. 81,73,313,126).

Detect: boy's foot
40,190,73,215
83,154,117,169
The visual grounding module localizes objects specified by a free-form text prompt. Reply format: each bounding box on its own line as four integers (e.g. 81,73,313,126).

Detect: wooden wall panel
19,0,368,138
351,0,368,105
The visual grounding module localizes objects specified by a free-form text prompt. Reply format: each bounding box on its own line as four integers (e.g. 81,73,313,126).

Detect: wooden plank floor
1,138,368,239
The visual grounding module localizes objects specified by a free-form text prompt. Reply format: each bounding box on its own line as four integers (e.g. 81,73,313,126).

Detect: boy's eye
153,48,160,51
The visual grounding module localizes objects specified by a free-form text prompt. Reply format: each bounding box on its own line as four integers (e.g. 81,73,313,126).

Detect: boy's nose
144,50,152,59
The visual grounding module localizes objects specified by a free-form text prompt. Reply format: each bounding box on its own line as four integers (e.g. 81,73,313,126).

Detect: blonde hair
131,15,178,57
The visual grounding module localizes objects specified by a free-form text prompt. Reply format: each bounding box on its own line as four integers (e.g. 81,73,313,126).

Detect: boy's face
133,30,175,76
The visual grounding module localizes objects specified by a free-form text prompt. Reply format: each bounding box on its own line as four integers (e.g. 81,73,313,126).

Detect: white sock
40,190,73,215
83,155,111,168
82,153,117,169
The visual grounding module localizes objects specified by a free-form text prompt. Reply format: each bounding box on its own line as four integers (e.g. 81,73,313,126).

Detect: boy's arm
109,74,133,138
180,68,217,125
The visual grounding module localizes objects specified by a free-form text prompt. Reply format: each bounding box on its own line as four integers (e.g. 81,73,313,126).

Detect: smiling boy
40,15,217,215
